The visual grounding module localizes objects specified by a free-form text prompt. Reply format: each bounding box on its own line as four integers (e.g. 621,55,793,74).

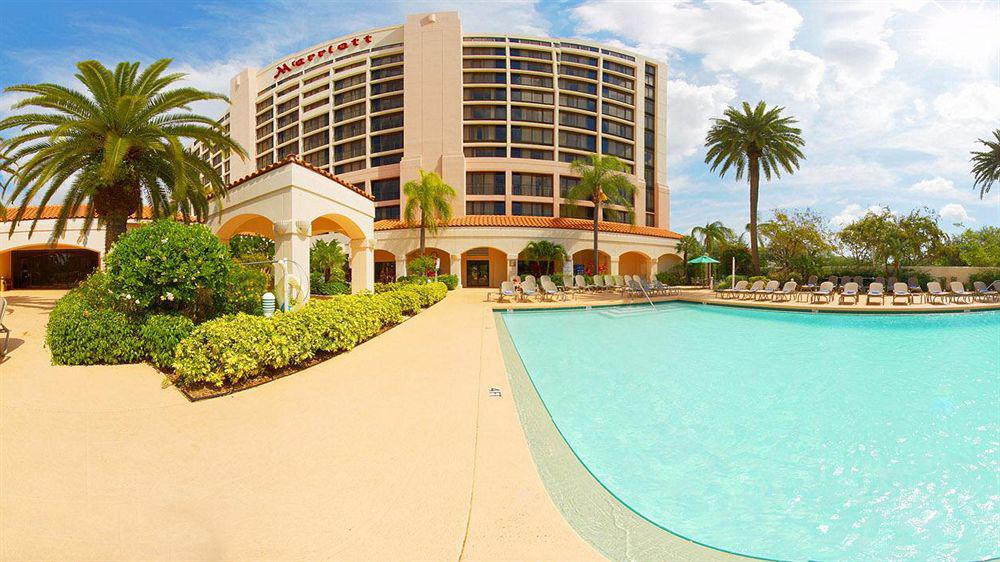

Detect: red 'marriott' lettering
274,34,377,79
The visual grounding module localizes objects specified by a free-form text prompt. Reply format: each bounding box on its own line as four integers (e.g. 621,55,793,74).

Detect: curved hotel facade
194,13,683,291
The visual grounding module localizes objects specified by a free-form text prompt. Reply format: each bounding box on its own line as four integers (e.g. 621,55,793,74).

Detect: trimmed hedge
141,315,195,369
173,283,447,388
46,291,144,365
437,274,459,290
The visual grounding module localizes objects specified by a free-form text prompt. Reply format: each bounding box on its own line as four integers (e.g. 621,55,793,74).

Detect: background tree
403,169,455,256
674,235,703,285
704,101,805,274
0,59,245,252
522,240,568,275
566,154,636,272
716,236,752,279
971,129,1000,198
310,239,346,283
838,207,946,275
691,220,734,257
228,233,275,262
758,209,834,276
956,226,1000,267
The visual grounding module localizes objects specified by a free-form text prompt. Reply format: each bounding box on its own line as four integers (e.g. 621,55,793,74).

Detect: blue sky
2,0,998,234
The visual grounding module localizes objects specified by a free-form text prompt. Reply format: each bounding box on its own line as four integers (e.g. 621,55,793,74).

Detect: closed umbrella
688,255,720,288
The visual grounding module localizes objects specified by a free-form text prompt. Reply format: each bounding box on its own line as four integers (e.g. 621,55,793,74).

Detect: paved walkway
0,289,601,561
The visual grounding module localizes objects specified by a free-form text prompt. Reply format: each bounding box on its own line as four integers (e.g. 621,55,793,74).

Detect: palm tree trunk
592,200,600,275
419,216,426,256
748,154,761,275
683,250,690,284
103,214,128,254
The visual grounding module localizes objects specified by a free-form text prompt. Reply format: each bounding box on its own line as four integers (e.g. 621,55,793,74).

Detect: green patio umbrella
688,255,720,288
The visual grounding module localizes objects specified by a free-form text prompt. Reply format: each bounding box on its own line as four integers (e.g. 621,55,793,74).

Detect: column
610,257,620,276
450,254,463,288
506,255,518,281
273,220,311,310
350,238,375,293
563,259,574,282
395,257,407,280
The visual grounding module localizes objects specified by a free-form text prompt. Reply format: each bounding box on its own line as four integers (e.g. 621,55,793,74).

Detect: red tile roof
226,155,374,201
2,205,158,222
374,216,683,239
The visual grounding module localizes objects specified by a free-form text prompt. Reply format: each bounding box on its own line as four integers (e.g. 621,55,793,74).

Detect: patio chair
639,278,661,296
574,275,594,291
874,276,885,287
612,275,625,288
652,278,679,296
973,281,998,302
717,280,747,299
0,297,9,357
887,277,897,291
852,276,864,286
741,280,765,300
539,275,551,285
758,280,780,300
592,275,608,291
826,275,838,287
622,278,644,299
907,277,922,292
801,275,818,291
926,282,950,304
811,281,835,303
949,282,976,304
892,282,913,305
523,274,536,285
541,278,567,301
839,282,860,304
867,282,885,305
499,281,517,303
772,281,798,302
521,277,539,299
839,276,852,289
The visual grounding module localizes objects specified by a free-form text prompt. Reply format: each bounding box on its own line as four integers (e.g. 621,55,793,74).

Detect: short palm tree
403,169,455,256
522,240,568,275
310,239,346,283
567,154,636,272
0,59,246,252
704,101,805,274
691,220,734,256
674,235,702,285
971,129,1000,198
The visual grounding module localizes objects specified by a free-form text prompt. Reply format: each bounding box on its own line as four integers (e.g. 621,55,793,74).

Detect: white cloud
904,2,1000,75
747,49,825,100
933,83,1000,123
823,38,897,89
830,203,889,227
666,78,737,165
940,203,973,223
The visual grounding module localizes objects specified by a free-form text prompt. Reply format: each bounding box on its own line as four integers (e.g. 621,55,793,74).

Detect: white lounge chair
949,282,975,304
540,278,567,301
926,281,949,304
973,281,998,302
0,297,9,357
772,281,797,302
867,282,885,305
742,280,765,300
811,281,835,303
839,282,860,304
499,281,517,303
801,275,818,291
757,280,780,300
521,277,539,299
651,279,678,296
892,282,913,305
718,279,748,299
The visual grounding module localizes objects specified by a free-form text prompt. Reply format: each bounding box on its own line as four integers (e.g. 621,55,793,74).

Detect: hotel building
1,11,682,291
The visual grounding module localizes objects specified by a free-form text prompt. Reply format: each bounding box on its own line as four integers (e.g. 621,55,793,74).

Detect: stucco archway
657,253,683,273
572,249,610,276
460,247,507,288
1,243,100,289
619,251,653,278
405,247,450,276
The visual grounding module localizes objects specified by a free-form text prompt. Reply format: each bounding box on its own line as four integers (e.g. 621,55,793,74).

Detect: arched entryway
1,244,100,289
374,250,397,283
571,249,610,276
460,247,507,288
657,253,683,273
619,251,653,278
216,213,276,241
405,247,450,277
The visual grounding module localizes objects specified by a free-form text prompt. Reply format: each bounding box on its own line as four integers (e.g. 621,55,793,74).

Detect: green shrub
141,314,195,369
228,234,275,261
969,268,1000,286
656,270,684,285
173,313,276,387
310,271,350,295
407,255,437,276
379,288,422,315
437,274,459,290
403,282,447,307
549,273,564,286
218,264,268,315
46,291,144,365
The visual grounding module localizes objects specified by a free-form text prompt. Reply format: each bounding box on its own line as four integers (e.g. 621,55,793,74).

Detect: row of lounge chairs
717,280,799,301
717,279,1000,305
497,274,679,302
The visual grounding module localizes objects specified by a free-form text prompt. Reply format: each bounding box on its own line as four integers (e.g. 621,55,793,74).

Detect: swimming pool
500,303,999,561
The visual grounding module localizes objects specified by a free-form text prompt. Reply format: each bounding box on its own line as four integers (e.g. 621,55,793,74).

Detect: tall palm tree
402,169,455,256
567,154,636,272
691,220,734,256
674,235,702,285
971,129,1000,198
522,240,568,275
704,101,805,274
0,59,246,252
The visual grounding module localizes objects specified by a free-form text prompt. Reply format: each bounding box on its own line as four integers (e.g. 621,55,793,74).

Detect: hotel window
558,78,596,95
466,201,506,215
511,202,553,216
303,149,329,167
336,102,365,121
463,105,507,121
335,160,365,174
256,122,274,138
370,95,403,113
603,208,630,223
559,53,598,66
559,131,596,151
371,178,400,201
336,60,365,73
276,98,298,115
334,74,365,90
559,65,597,80
510,38,552,46
375,206,400,220
256,137,273,153
602,138,634,160
561,42,599,53
559,111,596,131
303,84,329,99
371,53,403,67
602,120,634,140
370,66,403,80
464,72,506,84
463,58,506,69
510,89,553,104
509,48,551,60
277,143,298,160
335,88,365,106
463,47,506,56
560,94,596,112
302,114,329,134
371,132,403,153
602,87,633,105
303,99,328,113
255,98,273,112
334,120,364,141
464,147,506,157
334,139,365,161
560,204,593,219
277,85,297,97
277,111,299,129
510,148,553,160
370,79,403,95
512,173,553,197
303,131,328,151
256,152,274,169
602,102,633,121
511,126,553,146
602,60,635,76
510,106,553,124
604,74,634,90
303,72,328,86
277,126,297,145
464,125,506,142
559,176,581,198
464,87,506,101
256,109,273,126
370,154,402,167
466,172,505,195
510,74,552,88
370,112,403,131
510,60,552,73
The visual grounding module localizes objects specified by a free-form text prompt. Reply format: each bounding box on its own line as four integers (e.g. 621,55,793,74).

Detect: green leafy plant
407,254,437,276
436,274,459,290
403,169,455,255
522,241,568,275
141,314,195,369
229,234,275,261
310,239,347,283
46,291,144,365
971,129,999,198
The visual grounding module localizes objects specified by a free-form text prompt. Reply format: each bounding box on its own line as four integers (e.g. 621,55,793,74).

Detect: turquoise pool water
501,303,999,561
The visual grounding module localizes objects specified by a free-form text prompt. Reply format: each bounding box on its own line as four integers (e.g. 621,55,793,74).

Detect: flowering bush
46,290,144,365
141,314,195,369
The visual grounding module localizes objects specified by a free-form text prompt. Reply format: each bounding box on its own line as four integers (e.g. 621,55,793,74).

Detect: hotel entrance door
466,260,490,287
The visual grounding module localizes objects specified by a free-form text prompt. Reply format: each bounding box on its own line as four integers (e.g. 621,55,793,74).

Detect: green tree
674,235,703,285
971,129,1000,198
228,234,275,261
566,154,636,271
704,101,805,274
691,220,734,257
758,209,834,276
522,240,568,275
310,239,346,283
403,169,455,256
0,59,246,252
956,226,1000,266
838,207,946,274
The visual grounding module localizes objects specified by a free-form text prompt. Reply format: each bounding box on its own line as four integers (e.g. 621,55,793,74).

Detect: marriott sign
273,35,375,79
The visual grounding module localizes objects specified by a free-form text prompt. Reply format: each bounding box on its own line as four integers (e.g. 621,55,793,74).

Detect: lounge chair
622,278,644,299
853,276,864,286
0,297,9,357
521,278,539,299
907,277,922,293
973,281,998,302
801,275,818,291
867,282,885,305
811,281,835,303
651,279,679,296
639,278,661,296
742,280,765,300
772,281,797,302
574,275,594,292
523,274,536,285
541,278,567,301
612,275,625,289
758,280,780,300
839,282,860,304
839,276,852,290
925,282,949,304
718,280,748,299
499,281,517,303
949,282,976,304
593,275,608,291
892,282,913,305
